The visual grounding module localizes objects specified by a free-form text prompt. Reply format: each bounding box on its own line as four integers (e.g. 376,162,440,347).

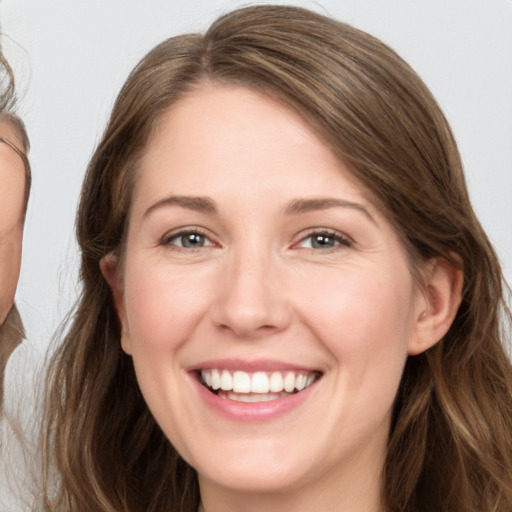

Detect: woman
0,52,30,407
0,49,34,512
42,5,512,511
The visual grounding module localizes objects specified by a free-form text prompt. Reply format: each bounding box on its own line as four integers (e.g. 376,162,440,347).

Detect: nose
211,249,291,339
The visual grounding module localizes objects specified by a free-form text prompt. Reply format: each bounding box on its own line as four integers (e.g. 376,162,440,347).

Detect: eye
162,229,215,249
296,230,352,250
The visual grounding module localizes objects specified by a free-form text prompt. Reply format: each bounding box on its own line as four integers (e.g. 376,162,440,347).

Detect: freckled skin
107,86,427,512
0,121,25,327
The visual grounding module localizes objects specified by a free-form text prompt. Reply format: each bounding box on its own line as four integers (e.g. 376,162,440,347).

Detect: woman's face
0,120,25,326
110,86,428,503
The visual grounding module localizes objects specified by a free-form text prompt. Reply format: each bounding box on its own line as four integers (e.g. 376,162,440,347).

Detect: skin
0,120,25,327
103,85,462,512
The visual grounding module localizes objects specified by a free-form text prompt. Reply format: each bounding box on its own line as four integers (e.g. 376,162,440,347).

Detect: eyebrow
144,195,217,217
144,195,376,225
285,198,376,224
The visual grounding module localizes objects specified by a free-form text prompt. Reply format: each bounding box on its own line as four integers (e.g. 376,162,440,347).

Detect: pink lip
187,359,321,423
187,358,318,373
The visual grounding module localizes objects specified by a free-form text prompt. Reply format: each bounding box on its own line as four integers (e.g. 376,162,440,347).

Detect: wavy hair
42,5,512,511
0,51,16,112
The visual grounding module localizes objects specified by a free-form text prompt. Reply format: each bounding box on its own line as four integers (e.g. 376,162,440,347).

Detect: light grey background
2,0,512,351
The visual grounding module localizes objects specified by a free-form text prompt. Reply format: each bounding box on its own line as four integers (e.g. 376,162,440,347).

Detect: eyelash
161,227,215,250
294,229,352,251
160,227,352,252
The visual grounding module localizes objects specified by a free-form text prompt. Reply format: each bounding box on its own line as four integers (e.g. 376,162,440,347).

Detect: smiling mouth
199,369,321,403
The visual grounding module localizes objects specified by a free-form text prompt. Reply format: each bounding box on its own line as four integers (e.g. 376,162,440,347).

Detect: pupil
312,234,334,248
183,233,204,247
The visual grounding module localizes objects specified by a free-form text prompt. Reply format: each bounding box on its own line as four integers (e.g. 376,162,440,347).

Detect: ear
100,253,132,355
408,257,463,355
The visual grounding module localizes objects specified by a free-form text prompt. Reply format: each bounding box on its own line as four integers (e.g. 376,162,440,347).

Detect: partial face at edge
0,120,26,326
103,85,458,506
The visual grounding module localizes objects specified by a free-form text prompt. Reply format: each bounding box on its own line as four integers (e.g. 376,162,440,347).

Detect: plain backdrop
1,0,511,352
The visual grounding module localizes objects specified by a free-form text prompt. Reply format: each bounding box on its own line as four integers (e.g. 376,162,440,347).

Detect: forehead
137,85,369,201
127,84,411,265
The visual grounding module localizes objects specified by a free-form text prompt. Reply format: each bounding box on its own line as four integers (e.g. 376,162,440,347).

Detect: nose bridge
213,240,289,337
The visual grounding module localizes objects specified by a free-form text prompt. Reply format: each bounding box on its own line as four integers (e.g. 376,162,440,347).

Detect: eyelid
158,226,352,251
292,228,353,250
160,226,218,248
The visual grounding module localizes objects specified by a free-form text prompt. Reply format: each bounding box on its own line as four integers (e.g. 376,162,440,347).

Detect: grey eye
165,231,213,248
310,234,338,248
297,231,350,249
180,233,206,247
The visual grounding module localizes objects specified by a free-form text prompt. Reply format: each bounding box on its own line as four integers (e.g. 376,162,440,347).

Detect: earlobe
100,253,132,355
408,257,463,355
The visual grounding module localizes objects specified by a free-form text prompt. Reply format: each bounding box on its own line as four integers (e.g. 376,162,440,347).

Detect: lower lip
190,374,318,422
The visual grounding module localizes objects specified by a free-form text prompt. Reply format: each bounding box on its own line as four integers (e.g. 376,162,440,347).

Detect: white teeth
220,390,291,402
295,374,306,391
233,371,251,393
269,372,283,392
211,369,221,390
200,369,319,396
284,372,295,392
220,370,232,391
251,372,270,393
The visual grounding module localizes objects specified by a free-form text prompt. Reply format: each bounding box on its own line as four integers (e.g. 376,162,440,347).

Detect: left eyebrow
285,198,376,225
143,195,218,218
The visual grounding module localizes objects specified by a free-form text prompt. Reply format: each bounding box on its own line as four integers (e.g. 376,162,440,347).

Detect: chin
196,457,307,494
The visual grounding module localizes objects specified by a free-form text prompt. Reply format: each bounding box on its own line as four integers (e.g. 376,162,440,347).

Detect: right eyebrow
285,197,377,225
143,195,218,218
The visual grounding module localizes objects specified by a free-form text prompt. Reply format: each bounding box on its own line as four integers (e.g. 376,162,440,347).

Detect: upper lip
187,358,320,373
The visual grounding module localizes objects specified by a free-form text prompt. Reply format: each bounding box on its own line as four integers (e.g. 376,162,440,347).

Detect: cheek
294,264,415,447
295,262,415,378
122,257,214,354
0,170,25,229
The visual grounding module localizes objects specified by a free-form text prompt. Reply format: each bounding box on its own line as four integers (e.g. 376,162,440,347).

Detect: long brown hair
42,5,512,511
